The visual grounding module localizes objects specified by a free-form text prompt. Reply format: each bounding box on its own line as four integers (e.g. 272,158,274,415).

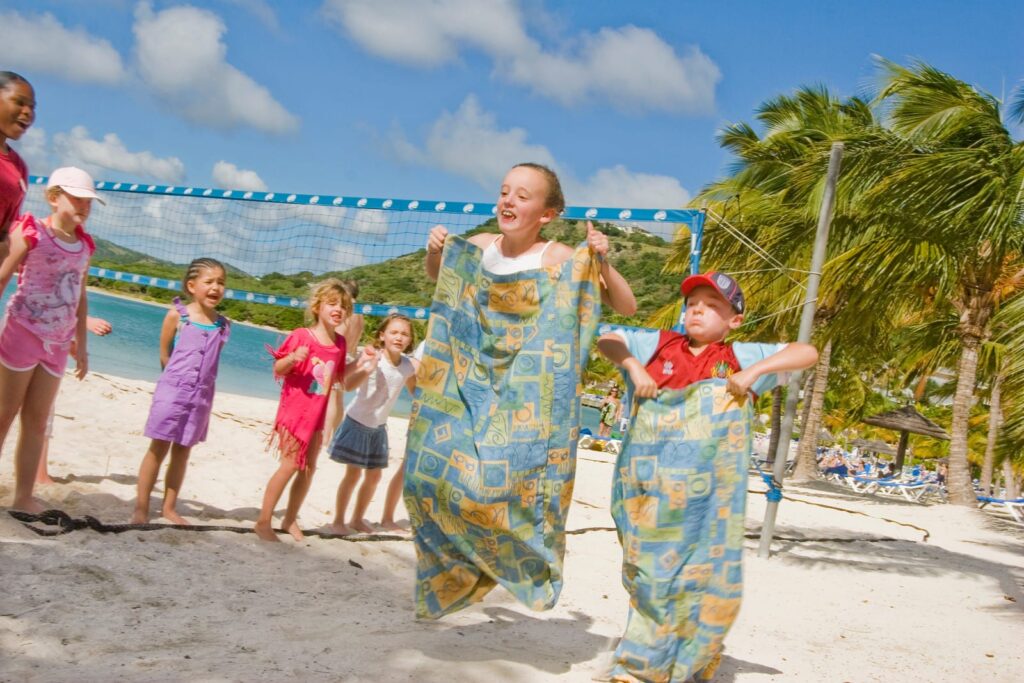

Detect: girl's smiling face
316,296,348,329
497,166,557,237
0,80,35,144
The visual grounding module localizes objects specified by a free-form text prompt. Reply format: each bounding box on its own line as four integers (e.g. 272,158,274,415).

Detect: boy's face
684,286,743,346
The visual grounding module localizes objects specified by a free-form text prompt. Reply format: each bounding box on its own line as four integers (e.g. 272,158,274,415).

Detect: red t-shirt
645,330,742,390
0,146,29,238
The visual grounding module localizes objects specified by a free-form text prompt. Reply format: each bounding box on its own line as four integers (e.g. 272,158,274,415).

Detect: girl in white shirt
328,314,416,535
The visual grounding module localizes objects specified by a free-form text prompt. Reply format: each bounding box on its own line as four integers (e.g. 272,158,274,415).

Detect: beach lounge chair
977,496,1024,524
874,479,933,503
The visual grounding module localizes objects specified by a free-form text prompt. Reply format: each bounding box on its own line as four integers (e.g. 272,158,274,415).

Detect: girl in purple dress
133,258,230,524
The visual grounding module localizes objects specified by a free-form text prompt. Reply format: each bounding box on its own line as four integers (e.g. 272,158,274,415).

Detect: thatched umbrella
862,405,950,470
850,438,897,456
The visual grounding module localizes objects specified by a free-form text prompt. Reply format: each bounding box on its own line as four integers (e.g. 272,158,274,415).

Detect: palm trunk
792,340,832,481
980,370,1003,495
1004,459,1020,500
947,335,981,506
799,372,814,437
766,386,783,464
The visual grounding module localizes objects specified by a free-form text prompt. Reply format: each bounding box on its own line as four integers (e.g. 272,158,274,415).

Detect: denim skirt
328,416,389,469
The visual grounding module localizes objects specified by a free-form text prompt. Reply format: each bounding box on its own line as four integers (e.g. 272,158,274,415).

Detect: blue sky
4,0,1022,214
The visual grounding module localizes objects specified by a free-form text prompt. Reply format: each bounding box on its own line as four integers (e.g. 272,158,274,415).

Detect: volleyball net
22,176,705,319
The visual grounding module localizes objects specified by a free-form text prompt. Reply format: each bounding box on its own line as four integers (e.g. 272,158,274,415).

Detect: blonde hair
306,278,353,323
373,313,415,352
45,186,63,202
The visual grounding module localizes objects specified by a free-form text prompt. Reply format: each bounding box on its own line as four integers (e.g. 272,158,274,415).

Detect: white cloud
212,161,268,191
390,96,688,212
0,11,126,85
321,0,718,113
52,125,186,183
133,3,298,133
321,0,524,66
565,166,690,210
11,127,52,173
391,95,556,189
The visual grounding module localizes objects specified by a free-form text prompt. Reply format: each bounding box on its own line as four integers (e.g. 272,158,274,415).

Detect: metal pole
757,142,844,558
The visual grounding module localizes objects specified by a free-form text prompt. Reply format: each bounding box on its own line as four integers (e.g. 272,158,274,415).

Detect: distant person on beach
36,315,112,484
598,386,622,438
255,279,375,542
596,271,817,681
0,71,34,264
406,162,637,618
0,166,101,512
323,279,364,439
328,313,416,535
132,259,231,525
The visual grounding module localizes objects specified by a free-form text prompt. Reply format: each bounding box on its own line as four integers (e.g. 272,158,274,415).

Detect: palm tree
833,60,1024,505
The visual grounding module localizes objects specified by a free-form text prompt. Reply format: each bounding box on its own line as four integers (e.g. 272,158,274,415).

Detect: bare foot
351,519,376,534
379,520,407,533
284,520,305,542
12,497,47,514
254,520,281,542
131,509,150,524
162,509,190,526
328,522,354,536
35,473,56,485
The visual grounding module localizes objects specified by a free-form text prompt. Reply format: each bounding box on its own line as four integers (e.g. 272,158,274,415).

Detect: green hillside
87,220,683,330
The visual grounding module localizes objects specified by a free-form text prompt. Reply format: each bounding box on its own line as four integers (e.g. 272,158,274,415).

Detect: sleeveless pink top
5,214,95,345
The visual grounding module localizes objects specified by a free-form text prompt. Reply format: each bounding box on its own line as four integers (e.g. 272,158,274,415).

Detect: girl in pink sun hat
0,165,102,512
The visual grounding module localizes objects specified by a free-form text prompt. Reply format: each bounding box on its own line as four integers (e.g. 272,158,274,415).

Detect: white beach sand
1,372,1022,682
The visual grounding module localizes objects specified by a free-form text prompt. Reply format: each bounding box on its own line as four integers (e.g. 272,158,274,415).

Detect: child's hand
586,221,609,259
358,345,379,372
73,342,88,380
726,368,758,399
87,317,112,336
426,225,448,255
291,345,310,364
628,366,658,399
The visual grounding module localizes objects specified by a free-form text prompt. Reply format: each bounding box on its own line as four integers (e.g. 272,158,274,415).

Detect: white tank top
481,237,552,275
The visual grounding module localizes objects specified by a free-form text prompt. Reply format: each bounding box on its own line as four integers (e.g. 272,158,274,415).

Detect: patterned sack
610,381,752,682
404,234,601,618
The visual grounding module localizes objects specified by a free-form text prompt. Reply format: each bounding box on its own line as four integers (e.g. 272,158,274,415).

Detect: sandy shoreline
1,372,1022,681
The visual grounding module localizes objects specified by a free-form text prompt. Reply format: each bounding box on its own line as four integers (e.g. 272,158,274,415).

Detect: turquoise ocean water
4,289,602,430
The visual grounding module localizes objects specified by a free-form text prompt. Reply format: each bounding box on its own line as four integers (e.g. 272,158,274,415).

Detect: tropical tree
830,60,1024,505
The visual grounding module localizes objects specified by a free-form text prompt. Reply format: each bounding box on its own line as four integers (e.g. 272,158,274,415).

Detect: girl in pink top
0,72,35,264
255,279,375,542
0,166,102,512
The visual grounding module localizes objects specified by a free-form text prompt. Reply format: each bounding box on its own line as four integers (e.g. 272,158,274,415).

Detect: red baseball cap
681,271,745,314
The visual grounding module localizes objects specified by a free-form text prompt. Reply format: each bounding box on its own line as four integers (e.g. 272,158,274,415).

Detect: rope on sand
747,488,931,543
10,503,930,545
7,509,411,542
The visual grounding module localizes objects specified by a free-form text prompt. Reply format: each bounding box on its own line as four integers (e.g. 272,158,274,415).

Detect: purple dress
144,298,230,447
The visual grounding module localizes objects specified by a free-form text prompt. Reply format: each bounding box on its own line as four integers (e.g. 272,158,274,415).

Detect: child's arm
157,307,181,369
342,345,378,390
586,222,637,316
726,342,818,399
72,282,89,380
0,224,30,294
273,344,310,376
425,225,448,281
596,333,659,399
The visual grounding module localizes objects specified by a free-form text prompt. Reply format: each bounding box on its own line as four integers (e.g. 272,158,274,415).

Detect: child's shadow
60,473,138,486
404,605,610,676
